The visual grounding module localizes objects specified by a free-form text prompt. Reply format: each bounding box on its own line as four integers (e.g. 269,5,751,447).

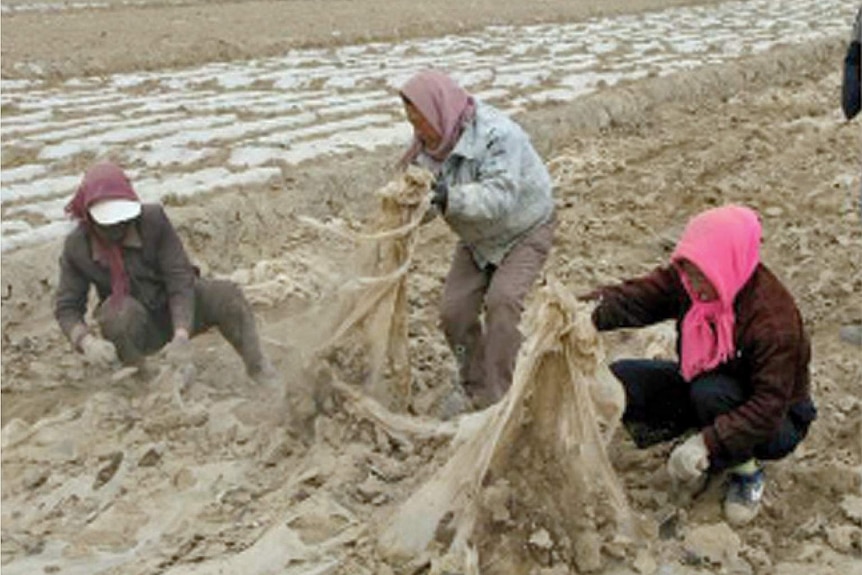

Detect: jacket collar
90,222,142,264
448,101,483,161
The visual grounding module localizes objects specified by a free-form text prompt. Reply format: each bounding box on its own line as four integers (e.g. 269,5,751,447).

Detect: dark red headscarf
66,162,141,304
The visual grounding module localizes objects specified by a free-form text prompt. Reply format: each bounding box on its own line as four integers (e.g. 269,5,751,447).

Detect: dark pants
440,218,555,408
611,359,814,469
96,278,266,376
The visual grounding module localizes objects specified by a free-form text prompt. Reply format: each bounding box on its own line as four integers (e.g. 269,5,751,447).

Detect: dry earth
2,1,862,574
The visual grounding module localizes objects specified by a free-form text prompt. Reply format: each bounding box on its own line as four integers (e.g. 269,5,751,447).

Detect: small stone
371,493,389,506
93,451,123,490
529,528,553,550
23,468,50,490
355,475,386,504
683,522,741,566
795,542,826,562
28,360,58,379
633,549,657,574
573,532,603,573
138,447,162,467
173,468,196,490
825,524,862,554
796,514,826,537
533,566,569,575
741,545,771,573
746,527,773,550
841,495,862,525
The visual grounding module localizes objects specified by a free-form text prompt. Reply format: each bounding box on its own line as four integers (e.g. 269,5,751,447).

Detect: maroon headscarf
398,69,476,169
66,162,141,304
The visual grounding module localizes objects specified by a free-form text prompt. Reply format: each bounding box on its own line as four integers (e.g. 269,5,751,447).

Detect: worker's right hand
162,330,192,369
80,334,119,367
576,291,600,303
430,178,448,213
667,433,709,483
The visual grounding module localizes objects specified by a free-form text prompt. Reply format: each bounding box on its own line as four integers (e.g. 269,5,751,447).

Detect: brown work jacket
591,263,813,461
54,204,196,344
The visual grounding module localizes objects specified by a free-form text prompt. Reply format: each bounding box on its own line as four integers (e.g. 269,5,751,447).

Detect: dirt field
2,0,862,574
1,0,720,80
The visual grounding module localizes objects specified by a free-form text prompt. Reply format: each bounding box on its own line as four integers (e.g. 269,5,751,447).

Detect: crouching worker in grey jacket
54,161,278,385
399,69,555,410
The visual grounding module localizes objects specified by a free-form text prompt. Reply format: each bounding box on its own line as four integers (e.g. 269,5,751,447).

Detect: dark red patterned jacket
591,263,813,462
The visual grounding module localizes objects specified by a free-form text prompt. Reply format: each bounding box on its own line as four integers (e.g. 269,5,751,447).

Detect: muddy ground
2,0,862,574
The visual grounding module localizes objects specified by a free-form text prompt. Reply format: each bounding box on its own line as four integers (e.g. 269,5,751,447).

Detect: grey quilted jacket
418,101,554,268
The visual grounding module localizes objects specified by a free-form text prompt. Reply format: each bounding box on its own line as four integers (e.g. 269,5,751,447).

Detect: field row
0,0,855,251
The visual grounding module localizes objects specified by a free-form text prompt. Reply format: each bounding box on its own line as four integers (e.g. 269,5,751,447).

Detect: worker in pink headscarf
582,205,816,526
398,69,555,413
55,161,278,386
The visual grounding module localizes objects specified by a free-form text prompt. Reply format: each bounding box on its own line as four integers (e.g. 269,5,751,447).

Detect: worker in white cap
55,161,278,385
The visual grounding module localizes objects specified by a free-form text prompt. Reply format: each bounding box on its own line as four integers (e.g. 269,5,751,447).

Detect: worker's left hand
80,334,119,368
576,290,602,303
667,433,709,483
163,329,192,369
430,178,448,213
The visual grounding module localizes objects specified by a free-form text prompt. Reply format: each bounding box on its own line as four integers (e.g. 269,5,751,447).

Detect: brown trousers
440,217,555,407
96,278,266,376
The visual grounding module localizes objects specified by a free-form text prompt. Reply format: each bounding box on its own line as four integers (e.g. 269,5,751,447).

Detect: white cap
88,199,141,225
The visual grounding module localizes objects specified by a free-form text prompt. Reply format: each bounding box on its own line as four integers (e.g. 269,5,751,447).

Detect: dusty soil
2,1,862,574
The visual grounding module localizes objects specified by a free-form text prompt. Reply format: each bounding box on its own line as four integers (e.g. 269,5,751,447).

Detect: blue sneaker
723,467,765,525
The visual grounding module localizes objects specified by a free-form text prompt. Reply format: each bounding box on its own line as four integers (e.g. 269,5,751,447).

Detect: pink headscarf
66,162,141,305
398,69,476,168
671,205,762,381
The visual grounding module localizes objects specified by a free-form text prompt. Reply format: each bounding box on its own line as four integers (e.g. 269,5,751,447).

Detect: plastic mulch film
376,278,652,574
294,166,434,412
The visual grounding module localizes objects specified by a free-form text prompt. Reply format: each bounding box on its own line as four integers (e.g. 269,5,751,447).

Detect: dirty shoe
839,324,862,346
723,466,765,526
249,360,281,387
